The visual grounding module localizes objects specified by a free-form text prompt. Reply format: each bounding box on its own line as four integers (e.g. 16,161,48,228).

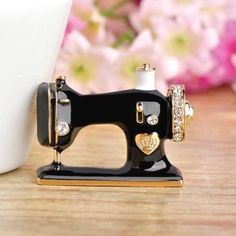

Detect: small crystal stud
147,115,159,125
56,121,70,136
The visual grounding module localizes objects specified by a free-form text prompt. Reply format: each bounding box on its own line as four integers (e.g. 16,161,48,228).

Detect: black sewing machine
36,64,193,187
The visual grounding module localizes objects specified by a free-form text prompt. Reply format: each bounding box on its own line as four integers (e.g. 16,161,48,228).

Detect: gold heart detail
135,132,160,155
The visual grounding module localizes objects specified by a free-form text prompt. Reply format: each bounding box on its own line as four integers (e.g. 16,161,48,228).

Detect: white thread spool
135,64,156,90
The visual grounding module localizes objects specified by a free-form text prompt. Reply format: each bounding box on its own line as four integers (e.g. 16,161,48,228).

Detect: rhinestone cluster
169,85,185,142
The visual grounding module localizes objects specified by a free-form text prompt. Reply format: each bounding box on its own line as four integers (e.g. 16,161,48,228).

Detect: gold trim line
37,178,183,187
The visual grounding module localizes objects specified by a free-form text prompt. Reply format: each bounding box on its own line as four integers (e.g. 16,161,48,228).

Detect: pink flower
203,21,236,89
55,31,119,94
130,0,173,34
64,0,107,44
62,15,84,46
96,0,138,36
65,15,85,36
130,0,236,35
154,17,219,78
199,0,236,32
170,21,236,92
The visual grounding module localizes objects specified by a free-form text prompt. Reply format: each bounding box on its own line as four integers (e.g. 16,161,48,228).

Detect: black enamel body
37,82,182,182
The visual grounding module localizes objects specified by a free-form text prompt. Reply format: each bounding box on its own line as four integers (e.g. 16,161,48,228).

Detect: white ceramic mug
0,0,72,173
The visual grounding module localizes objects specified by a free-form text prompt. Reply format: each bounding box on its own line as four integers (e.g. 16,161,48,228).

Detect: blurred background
55,0,236,94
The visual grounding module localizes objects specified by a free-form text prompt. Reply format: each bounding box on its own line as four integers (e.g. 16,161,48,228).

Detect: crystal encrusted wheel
168,85,185,142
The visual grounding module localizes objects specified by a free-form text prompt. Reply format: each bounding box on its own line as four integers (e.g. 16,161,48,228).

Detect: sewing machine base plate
37,178,182,187
37,163,183,187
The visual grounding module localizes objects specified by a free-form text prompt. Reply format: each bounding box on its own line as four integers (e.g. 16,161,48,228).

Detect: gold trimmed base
37,178,183,187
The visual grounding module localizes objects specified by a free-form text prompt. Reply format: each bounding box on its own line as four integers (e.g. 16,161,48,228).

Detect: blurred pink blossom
96,0,138,37
170,21,236,92
206,21,236,86
130,0,236,35
65,15,85,36
130,0,173,35
199,0,236,32
154,17,219,78
56,31,119,94
64,0,107,45
63,15,84,46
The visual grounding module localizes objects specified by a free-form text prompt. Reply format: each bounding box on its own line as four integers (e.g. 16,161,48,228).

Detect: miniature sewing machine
36,63,193,187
